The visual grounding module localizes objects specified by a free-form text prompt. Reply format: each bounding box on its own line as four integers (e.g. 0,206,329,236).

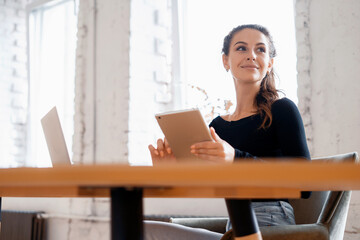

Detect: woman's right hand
148,138,176,165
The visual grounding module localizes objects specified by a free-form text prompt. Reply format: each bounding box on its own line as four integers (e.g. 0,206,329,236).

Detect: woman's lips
241,65,259,69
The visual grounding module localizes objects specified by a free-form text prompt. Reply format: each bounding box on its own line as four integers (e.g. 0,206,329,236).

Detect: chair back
289,152,358,225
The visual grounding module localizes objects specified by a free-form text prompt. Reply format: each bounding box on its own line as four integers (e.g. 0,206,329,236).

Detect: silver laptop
41,107,72,166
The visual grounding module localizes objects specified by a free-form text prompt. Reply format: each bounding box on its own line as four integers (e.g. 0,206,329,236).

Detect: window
178,0,298,120
27,0,77,167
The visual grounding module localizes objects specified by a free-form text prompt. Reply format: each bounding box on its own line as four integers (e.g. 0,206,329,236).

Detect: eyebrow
233,41,266,47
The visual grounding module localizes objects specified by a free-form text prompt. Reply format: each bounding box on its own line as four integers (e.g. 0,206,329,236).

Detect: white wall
296,0,360,239
0,0,27,167
73,0,130,165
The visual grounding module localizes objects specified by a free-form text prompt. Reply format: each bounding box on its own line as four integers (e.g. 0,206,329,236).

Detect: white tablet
155,109,213,161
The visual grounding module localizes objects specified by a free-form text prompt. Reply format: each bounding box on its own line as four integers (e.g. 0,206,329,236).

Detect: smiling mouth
241,66,259,69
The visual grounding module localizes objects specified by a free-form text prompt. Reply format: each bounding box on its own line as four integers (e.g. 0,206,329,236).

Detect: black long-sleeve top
209,97,311,199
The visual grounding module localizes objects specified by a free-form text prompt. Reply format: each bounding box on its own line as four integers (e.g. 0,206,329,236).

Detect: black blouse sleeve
234,149,256,158
272,98,311,160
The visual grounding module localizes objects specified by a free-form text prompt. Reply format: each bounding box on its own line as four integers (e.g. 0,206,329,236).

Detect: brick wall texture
0,0,28,167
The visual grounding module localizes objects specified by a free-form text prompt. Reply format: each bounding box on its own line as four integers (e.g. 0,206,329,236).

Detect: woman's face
223,28,273,84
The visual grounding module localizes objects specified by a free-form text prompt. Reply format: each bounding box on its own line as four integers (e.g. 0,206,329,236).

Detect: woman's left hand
190,127,235,163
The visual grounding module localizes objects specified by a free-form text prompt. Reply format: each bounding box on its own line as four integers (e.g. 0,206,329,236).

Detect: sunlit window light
27,0,77,167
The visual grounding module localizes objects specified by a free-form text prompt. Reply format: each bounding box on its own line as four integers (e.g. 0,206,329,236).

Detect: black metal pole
111,188,143,240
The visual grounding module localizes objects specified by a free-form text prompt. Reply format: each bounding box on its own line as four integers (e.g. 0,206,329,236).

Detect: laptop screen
41,107,72,166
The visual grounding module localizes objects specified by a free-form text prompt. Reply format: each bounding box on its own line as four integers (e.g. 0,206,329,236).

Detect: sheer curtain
27,0,77,167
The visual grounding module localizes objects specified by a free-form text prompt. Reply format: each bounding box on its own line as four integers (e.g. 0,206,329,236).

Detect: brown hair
222,24,279,129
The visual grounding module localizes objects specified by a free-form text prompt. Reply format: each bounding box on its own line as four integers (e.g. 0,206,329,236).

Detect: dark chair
171,152,359,240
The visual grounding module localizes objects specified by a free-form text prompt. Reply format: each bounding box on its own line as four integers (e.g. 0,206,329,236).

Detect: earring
226,69,229,72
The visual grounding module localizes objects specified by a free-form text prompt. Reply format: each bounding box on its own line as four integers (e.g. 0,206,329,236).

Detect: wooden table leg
111,188,143,240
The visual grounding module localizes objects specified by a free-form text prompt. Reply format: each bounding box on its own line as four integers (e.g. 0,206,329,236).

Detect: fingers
149,137,178,166
190,141,224,158
157,138,164,150
154,138,173,157
191,148,224,157
194,153,224,163
148,144,159,156
210,127,222,143
191,141,220,150
157,138,166,157
164,138,172,154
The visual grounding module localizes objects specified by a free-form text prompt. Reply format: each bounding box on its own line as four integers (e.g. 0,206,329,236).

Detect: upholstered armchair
171,152,359,240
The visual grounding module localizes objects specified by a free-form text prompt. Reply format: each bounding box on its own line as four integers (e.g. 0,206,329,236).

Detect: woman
147,24,310,240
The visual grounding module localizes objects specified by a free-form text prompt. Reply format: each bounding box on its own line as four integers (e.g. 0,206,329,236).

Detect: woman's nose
246,51,256,61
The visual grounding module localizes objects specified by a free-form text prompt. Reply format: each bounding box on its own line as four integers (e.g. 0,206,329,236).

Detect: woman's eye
236,46,246,51
257,47,266,53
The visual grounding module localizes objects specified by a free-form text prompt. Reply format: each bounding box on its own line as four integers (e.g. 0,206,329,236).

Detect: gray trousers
144,201,295,240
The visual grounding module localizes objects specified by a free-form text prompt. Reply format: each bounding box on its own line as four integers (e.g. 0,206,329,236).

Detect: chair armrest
170,218,329,240
222,224,329,240
260,224,329,240
170,217,228,234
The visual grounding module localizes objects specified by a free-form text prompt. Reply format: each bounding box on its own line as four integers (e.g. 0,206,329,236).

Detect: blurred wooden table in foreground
1,160,360,239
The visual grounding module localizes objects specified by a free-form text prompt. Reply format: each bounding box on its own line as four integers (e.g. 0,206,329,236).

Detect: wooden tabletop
0,160,360,199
